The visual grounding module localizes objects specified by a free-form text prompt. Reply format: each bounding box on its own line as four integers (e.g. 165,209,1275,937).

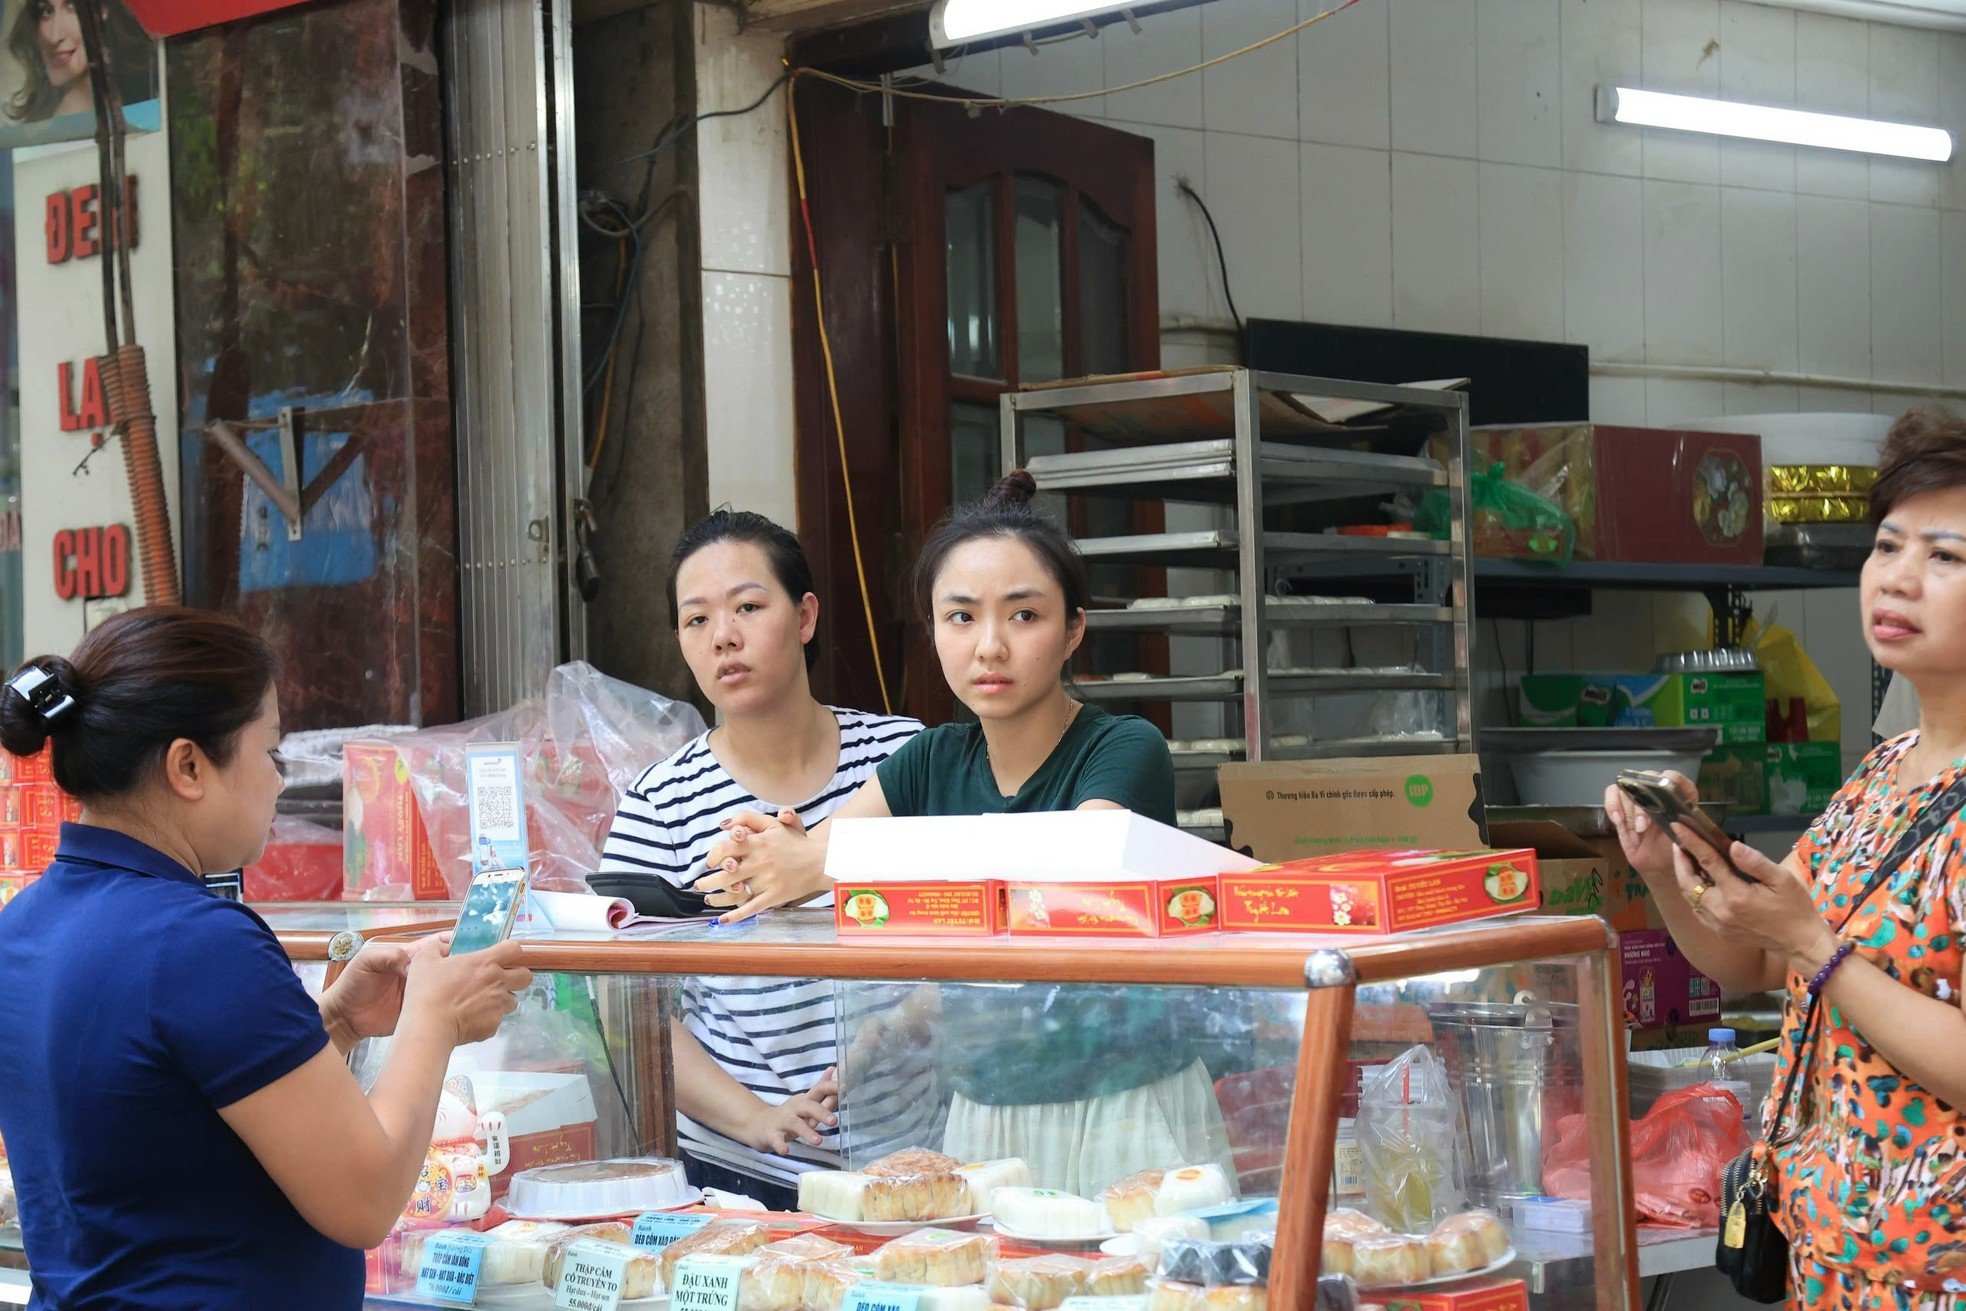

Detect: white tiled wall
694,6,798,529
691,0,1966,766
876,0,1966,770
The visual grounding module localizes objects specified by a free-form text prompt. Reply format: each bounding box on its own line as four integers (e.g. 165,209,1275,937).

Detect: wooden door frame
793,83,1163,724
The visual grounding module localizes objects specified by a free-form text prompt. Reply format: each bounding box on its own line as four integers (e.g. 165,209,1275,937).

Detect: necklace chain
987,699,1082,765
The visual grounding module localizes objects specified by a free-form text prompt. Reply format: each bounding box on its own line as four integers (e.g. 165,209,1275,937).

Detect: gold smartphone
1614,769,1757,883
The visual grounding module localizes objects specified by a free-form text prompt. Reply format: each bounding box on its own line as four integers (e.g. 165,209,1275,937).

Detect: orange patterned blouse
1769,733,1966,1291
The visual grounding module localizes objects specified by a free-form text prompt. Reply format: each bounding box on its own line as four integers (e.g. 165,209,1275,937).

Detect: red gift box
19,784,65,832
343,741,450,901
1469,424,1763,566
1220,848,1539,935
21,830,59,871
1367,1276,1529,1311
834,881,1004,937
1006,874,1220,938
0,746,53,785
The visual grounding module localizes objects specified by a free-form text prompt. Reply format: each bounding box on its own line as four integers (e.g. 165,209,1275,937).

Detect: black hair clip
6,666,77,728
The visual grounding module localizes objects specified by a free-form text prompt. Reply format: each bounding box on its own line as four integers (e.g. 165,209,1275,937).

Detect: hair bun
984,469,1039,510
0,657,79,759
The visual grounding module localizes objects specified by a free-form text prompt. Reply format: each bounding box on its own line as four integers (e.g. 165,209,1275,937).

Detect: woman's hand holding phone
1605,771,1699,882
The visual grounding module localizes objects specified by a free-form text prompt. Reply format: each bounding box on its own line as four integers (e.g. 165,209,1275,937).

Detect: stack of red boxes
0,744,80,910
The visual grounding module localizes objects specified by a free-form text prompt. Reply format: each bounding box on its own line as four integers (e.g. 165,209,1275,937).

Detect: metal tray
1486,802,1731,838
1086,602,1453,635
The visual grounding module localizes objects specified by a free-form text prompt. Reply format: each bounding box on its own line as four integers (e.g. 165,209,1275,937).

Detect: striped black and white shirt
598,707,921,1186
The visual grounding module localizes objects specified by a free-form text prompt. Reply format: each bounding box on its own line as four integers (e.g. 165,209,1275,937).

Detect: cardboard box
1765,742,1841,815
1490,820,1650,933
0,746,52,784
1219,755,1485,864
1702,745,1769,815
472,1072,600,1202
1469,424,1763,565
1519,673,1766,743
1375,1276,1530,1311
0,831,18,868
0,786,19,831
1621,929,1722,1030
343,740,449,900
1006,875,1220,937
1219,847,1538,935
829,812,1255,938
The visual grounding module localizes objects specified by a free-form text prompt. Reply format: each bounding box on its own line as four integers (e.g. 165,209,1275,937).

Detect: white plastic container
1510,750,1703,807
504,1157,697,1219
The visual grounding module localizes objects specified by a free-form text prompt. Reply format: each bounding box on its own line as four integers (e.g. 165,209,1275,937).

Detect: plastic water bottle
1705,1027,1753,1130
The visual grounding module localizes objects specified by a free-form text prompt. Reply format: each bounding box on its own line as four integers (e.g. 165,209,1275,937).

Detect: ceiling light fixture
1596,86,1954,161
929,0,1135,47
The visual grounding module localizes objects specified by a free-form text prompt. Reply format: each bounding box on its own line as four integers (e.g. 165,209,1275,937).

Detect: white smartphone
451,868,529,955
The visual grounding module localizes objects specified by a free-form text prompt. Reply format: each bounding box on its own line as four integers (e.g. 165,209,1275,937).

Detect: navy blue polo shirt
0,823,362,1310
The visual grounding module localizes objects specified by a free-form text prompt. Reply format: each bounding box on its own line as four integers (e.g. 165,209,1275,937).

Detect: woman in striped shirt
597,511,919,1209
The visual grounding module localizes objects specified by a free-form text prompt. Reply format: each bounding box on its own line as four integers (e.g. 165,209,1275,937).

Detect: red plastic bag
246,815,344,902
1543,1083,1748,1227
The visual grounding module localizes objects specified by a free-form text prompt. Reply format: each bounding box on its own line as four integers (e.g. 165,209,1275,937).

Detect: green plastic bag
1418,462,1576,564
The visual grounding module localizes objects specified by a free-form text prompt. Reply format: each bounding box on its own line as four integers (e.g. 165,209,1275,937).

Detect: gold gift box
1767,464,1877,496
1767,494,1870,524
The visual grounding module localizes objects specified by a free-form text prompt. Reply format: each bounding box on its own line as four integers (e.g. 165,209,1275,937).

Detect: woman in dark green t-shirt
702,471,1229,1195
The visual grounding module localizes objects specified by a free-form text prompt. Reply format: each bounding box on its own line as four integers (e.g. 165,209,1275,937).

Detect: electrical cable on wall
599,70,793,175
788,76,895,716
1176,178,1243,351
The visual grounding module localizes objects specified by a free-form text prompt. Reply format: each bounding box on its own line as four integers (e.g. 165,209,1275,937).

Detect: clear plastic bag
389,662,705,894
1353,1045,1470,1231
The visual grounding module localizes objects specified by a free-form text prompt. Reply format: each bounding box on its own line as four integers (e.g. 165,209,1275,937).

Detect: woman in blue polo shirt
0,607,532,1311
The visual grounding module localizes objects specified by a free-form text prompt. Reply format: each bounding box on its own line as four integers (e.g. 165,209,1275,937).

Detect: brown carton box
1219,755,1485,863
1490,820,1652,932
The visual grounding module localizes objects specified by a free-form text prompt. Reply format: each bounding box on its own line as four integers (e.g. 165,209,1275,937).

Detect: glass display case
277,911,1641,1311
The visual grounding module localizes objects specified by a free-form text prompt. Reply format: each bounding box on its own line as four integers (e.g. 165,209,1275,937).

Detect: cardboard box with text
1219,755,1486,864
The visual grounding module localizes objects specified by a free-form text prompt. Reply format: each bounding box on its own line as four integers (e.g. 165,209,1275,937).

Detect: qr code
478,786,518,834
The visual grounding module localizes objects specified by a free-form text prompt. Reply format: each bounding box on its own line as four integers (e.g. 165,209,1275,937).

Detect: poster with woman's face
0,0,156,149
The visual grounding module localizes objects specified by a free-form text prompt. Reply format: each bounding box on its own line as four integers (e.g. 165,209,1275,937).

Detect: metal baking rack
1002,368,1475,838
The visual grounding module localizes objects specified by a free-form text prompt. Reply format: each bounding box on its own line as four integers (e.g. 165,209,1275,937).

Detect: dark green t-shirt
875,704,1195,1106
875,703,1176,823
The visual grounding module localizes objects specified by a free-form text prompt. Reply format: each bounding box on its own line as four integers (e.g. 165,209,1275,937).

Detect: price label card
553,1239,631,1311
414,1230,494,1305
629,1211,717,1251
668,1254,747,1311
1059,1298,1149,1311
839,1280,925,1311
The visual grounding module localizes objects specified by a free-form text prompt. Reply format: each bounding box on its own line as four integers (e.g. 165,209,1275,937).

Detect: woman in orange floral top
1607,407,1966,1311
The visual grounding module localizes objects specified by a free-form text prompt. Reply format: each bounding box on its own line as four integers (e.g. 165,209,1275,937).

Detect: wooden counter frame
273,911,1641,1309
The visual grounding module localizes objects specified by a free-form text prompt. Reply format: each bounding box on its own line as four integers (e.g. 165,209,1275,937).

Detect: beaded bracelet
1808,940,1856,998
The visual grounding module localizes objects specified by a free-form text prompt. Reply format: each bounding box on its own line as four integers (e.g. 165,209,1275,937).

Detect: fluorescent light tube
1596,86,1953,162
930,0,1134,46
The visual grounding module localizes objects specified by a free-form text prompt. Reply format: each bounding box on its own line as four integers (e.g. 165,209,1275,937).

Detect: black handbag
1715,775,1966,1302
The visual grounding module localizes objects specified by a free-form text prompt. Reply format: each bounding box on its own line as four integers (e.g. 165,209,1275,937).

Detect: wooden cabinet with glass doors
229,914,1644,1311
